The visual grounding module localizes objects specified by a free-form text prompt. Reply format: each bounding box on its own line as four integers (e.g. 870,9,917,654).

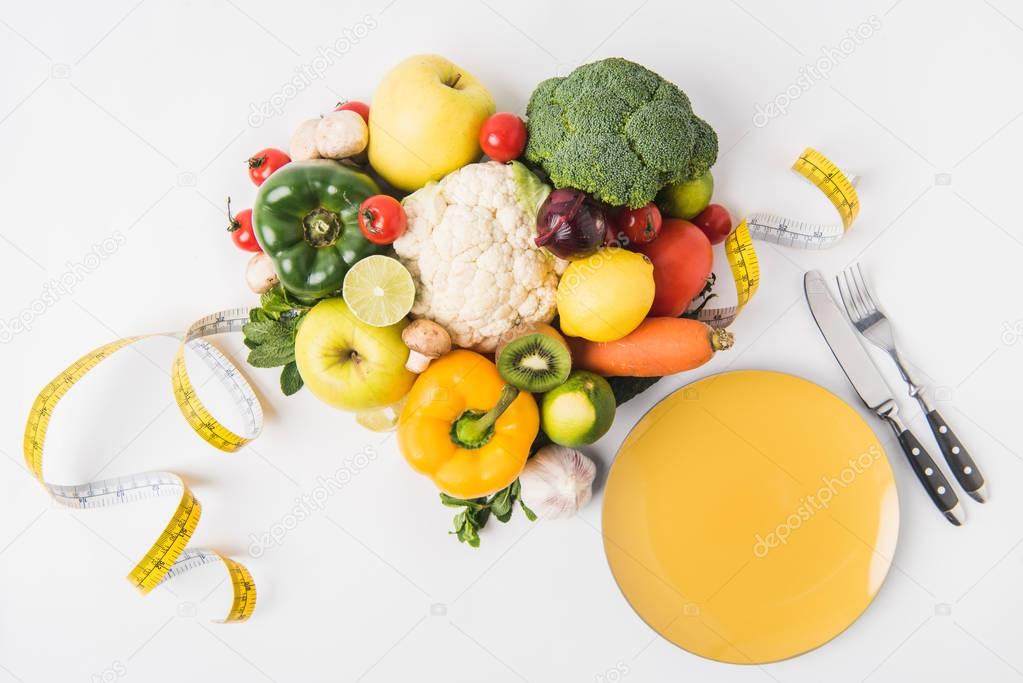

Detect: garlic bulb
519,445,596,519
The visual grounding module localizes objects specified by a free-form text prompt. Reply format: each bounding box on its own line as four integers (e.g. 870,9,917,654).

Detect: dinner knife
804,270,963,526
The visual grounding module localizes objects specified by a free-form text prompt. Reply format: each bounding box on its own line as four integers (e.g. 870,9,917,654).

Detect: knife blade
804,270,963,526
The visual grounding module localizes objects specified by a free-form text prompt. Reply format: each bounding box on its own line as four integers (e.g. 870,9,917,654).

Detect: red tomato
227,198,261,252
616,203,662,245
479,112,527,162
636,219,713,317
247,148,290,186
335,100,370,123
358,195,407,245
692,204,733,245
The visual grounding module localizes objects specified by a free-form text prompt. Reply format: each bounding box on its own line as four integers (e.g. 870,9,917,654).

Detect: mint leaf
247,342,294,368
442,478,535,547
520,498,537,521
452,509,467,531
244,307,303,370
261,286,310,318
490,485,513,522
451,510,481,547
260,287,292,318
440,493,486,510
249,308,273,323
280,361,303,395
242,319,291,345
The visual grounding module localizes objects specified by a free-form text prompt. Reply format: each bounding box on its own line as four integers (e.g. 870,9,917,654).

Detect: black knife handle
897,428,962,525
926,409,986,501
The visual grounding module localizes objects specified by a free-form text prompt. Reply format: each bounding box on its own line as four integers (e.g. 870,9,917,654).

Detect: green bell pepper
253,160,384,299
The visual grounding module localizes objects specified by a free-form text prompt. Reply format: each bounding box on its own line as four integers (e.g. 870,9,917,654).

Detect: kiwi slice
496,323,572,393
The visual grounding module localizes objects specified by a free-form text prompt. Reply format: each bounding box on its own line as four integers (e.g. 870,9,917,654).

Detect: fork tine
845,268,870,320
836,270,859,321
842,265,867,321
853,263,878,314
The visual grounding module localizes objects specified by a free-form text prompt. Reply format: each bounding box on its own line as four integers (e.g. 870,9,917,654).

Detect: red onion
534,188,608,260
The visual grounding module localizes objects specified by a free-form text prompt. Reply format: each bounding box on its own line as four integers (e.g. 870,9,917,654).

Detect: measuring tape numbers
23,309,260,622
697,147,859,327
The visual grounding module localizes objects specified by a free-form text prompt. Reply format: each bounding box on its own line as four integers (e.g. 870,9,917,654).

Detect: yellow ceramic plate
603,370,899,664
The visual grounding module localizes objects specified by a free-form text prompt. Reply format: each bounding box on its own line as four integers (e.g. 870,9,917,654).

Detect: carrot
566,317,734,377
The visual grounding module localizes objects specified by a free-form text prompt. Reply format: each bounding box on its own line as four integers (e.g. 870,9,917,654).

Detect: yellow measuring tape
697,147,859,327
23,309,259,622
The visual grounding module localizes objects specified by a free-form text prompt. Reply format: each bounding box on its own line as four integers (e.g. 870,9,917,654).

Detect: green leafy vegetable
242,286,310,396
441,479,528,548
280,361,304,396
260,287,304,318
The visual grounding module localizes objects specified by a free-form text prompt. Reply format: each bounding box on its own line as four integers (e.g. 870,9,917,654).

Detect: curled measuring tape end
746,148,860,249
23,309,260,623
692,147,858,327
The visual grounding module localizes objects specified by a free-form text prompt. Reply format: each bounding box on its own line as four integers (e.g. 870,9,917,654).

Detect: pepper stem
302,207,343,247
452,385,520,448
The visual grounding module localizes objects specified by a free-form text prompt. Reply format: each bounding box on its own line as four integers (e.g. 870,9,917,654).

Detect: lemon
556,248,654,342
342,255,416,327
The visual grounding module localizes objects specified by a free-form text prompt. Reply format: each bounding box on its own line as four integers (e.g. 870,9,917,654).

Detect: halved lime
355,397,406,432
342,255,416,327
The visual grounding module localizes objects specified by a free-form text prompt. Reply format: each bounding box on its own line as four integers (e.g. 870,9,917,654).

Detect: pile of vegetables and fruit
226,54,741,546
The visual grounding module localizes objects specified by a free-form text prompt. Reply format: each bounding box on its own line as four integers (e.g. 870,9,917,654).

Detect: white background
2,0,1022,681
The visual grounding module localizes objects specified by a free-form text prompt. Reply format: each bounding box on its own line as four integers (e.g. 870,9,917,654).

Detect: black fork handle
925,409,986,502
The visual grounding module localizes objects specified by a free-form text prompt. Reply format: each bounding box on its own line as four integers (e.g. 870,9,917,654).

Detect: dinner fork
837,264,987,502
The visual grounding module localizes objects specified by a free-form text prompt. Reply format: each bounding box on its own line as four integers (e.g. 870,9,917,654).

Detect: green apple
295,298,415,412
369,54,495,192
540,371,616,447
657,170,714,219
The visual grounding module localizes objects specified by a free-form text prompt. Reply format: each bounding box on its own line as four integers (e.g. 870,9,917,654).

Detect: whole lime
541,371,616,447
657,171,713,219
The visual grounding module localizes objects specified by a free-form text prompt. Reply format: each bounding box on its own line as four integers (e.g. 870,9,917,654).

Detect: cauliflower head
394,161,565,352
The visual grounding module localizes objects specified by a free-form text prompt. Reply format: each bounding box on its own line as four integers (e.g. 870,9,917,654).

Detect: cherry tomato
358,195,407,245
247,148,290,186
479,112,527,162
636,219,713,317
616,203,662,245
691,204,733,245
335,100,370,123
226,197,261,252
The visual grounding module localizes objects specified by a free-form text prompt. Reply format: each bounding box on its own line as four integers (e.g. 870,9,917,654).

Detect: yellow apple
369,54,495,191
295,298,415,412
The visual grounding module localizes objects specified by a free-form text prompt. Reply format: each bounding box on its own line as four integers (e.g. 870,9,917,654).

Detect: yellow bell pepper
397,350,539,499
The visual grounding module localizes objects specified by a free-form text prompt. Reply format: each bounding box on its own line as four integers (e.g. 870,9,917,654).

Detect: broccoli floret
524,58,717,208
683,116,718,181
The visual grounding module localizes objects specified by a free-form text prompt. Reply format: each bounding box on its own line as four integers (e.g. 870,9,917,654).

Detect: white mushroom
402,319,452,373
315,110,369,160
246,252,279,294
289,118,321,161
